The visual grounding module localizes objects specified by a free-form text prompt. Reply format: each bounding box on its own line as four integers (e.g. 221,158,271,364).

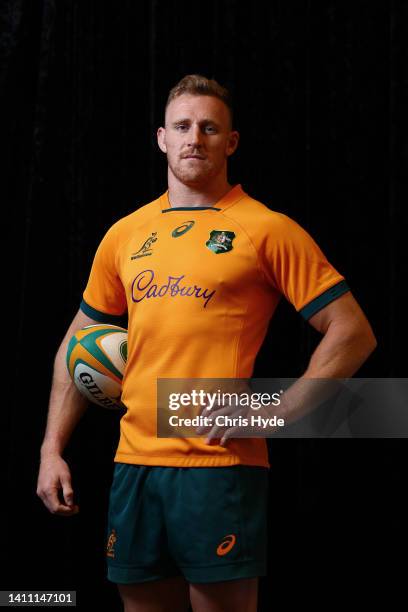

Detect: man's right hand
37,454,79,516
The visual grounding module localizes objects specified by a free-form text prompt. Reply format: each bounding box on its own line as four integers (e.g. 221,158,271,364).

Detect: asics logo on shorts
216,534,236,556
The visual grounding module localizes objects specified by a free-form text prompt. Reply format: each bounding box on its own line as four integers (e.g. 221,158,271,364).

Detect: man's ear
226,130,240,157
157,127,167,153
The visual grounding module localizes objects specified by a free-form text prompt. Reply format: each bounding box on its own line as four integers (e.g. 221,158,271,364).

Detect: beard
167,155,224,186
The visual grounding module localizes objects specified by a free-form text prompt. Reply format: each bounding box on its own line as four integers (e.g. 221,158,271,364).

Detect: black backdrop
2,1,407,610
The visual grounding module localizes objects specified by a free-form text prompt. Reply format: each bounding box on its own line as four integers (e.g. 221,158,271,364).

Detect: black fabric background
2,1,407,609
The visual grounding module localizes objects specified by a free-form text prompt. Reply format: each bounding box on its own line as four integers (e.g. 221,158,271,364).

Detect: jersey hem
114,452,270,468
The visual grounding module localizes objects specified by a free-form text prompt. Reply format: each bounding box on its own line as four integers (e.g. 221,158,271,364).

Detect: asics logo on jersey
131,269,216,308
131,232,158,259
106,529,117,558
216,534,236,556
172,221,195,237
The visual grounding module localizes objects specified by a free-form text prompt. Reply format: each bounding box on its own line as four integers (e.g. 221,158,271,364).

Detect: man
37,74,377,612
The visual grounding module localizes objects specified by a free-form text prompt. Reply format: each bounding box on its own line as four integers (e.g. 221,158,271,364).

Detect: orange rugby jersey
81,184,349,467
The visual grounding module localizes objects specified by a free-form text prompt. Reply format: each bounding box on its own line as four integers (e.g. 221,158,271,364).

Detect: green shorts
105,463,269,584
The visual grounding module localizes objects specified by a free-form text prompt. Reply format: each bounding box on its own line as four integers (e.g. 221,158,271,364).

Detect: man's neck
167,174,233,208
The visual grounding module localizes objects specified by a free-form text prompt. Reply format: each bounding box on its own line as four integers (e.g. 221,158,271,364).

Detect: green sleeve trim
80,299,126,324
300,280,350,320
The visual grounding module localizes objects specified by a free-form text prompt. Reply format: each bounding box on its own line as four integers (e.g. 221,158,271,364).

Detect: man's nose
188,124,203,146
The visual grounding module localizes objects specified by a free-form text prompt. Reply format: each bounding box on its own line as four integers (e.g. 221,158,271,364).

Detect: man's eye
205,126,217,133
176,124,188,131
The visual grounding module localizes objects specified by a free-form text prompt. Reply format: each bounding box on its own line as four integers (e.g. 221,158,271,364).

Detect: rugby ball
66,324,128,409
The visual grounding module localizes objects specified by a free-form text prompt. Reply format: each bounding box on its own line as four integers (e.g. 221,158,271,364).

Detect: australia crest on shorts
206,230,235,254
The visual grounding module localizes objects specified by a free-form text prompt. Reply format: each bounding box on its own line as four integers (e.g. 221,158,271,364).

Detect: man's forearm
303,321,377,379
273,323,377,426
40,344,88,457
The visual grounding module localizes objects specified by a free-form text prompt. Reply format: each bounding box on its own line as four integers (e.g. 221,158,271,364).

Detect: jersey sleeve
80,223,127,323
259,213,350,320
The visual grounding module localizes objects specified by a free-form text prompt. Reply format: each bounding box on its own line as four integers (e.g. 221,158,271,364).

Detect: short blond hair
165,74,233,127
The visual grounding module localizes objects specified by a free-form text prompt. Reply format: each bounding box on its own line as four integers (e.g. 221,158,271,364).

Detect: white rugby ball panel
73,363,123,409
99,332,127,375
